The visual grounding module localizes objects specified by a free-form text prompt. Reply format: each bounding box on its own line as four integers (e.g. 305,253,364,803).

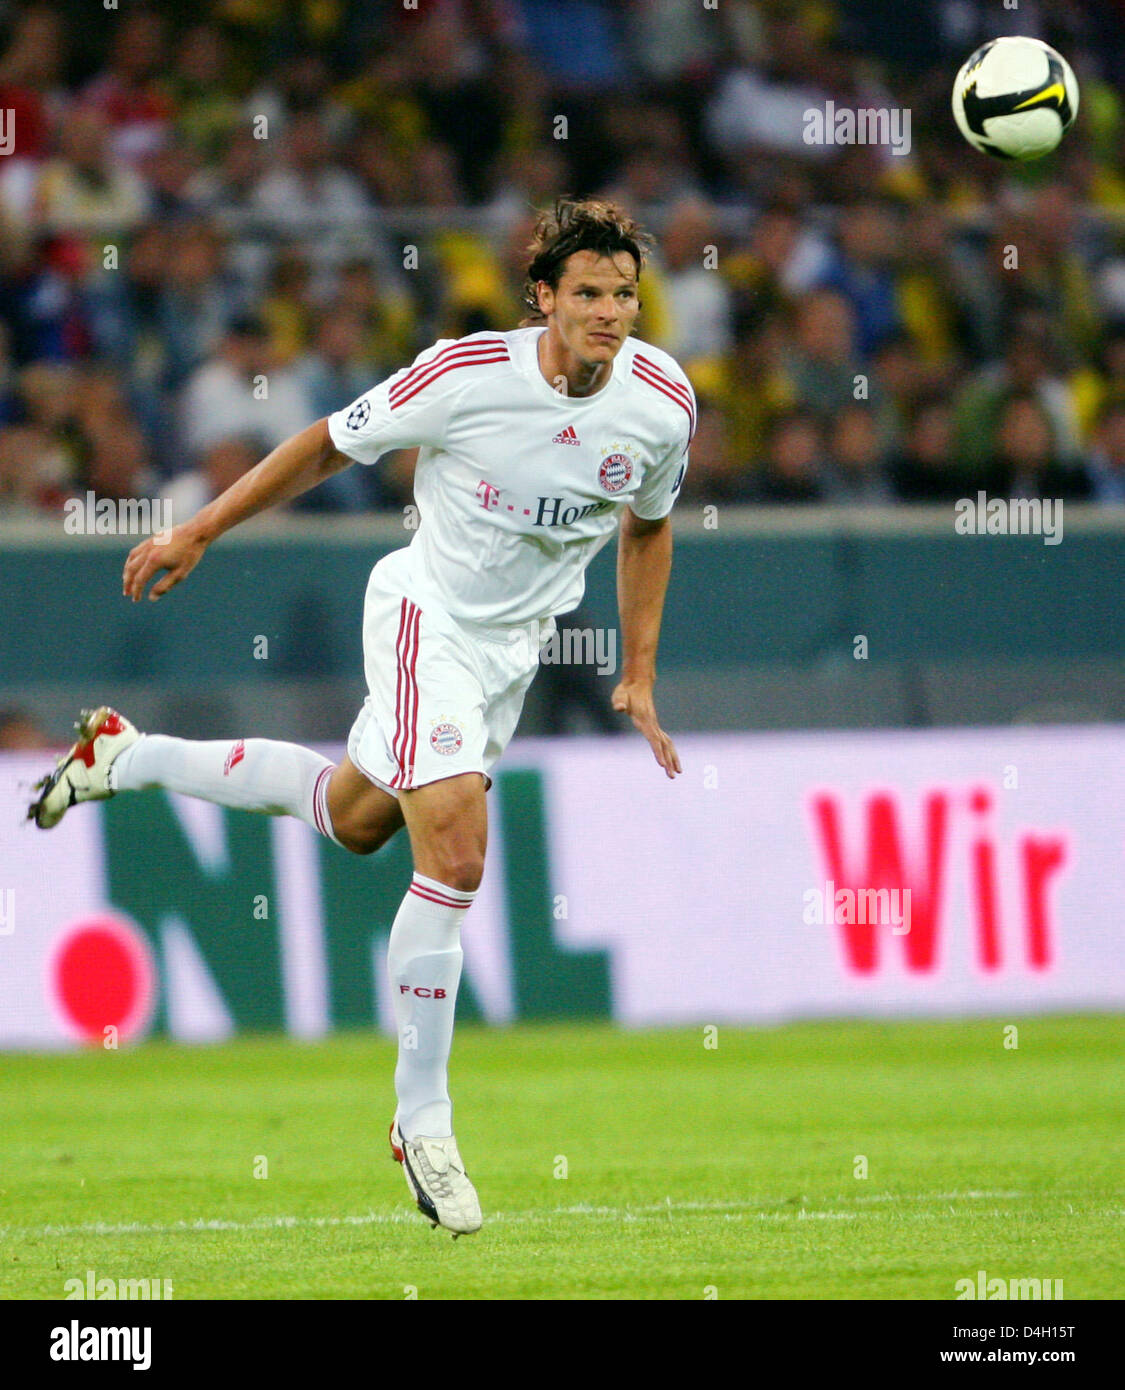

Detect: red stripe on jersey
409,883,473,909
391,337,507,399
390,351,509,412
632,358,696,440
389,343,509,410
633,352,694,410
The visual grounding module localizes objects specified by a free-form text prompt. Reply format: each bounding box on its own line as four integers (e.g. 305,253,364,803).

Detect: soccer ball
952,36,1079,161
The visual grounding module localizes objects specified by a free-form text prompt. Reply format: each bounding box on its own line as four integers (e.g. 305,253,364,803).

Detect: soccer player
28,198,695,1236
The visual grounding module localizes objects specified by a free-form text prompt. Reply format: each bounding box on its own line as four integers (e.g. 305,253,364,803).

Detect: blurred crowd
2,0,1125,520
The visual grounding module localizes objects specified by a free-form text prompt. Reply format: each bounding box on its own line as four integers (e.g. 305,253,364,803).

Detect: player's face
537,251,640,366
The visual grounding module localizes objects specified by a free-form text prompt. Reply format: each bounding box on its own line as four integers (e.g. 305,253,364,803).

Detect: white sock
109,734,342,845
388,872,475,1139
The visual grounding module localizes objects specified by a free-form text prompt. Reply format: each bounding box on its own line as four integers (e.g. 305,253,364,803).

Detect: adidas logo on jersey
552,425,580,445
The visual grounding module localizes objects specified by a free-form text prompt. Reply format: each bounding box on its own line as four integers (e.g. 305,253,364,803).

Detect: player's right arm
124,336,479,601
123,417,352,601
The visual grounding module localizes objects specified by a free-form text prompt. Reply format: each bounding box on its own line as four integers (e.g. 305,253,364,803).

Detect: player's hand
611,678,681,779
123,524,208,602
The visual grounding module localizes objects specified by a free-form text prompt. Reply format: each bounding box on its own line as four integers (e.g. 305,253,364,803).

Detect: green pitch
1,1016,1121,1300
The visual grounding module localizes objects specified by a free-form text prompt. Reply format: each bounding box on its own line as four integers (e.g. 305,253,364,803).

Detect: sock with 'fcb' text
388,872,475,1139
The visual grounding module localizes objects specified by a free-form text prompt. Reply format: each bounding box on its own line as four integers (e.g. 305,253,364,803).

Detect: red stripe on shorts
312,765,331,837
402,605,421,787
392,599,421,788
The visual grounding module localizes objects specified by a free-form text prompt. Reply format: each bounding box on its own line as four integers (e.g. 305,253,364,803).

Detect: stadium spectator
157,223,236,390
889,396,966,503
83,414,158,504
758,411,827,504
870,332,935,450
0,321,16,425
677,399,742,503
250,108,364,226
987,393,1091,501
718,315,798,470
161,436,263,524
0,4,66,161
656,198,733,365
704,10,833,168
823,402,894,504
180,315,314,459
0,421,69,513
15,360,81,494
294,306,382,512
16,104,149,236
955,316,1082,469
80,9,173,166
817,199,905,357
1085,401,1125,503
784,290,868,418
169,24,243,165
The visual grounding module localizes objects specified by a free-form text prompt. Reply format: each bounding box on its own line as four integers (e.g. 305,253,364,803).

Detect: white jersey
327,327,694,627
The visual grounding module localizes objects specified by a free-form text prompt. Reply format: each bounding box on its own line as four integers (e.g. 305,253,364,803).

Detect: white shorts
346,560,554,795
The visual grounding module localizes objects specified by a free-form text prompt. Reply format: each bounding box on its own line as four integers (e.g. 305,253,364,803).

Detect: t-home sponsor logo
803,101,912,156
63,491,173,542
803,880,911,934
0,109,14,156
954,492,1063,546
64,1269,173,1300
50,1321,152,1371
955,1269,1064,1300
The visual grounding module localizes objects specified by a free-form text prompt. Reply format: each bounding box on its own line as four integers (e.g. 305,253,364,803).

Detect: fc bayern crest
430,721,463,756
346,398,371,430
598,452,633,493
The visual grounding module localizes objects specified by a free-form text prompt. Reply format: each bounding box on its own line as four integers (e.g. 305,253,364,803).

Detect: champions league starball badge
346,398,371,430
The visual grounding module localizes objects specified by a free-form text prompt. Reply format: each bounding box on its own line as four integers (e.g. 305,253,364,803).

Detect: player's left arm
613,507,681,780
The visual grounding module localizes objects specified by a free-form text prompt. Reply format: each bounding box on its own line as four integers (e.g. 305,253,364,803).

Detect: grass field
1,1016,1121,1300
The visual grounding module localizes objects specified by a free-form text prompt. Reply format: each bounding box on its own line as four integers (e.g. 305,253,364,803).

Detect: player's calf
324,758,405,854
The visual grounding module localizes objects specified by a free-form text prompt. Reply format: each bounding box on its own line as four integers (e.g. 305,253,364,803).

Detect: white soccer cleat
390,1120,483,1237
27,706,140,829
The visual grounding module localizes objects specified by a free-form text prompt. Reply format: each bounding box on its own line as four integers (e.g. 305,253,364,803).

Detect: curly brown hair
520,197,653,323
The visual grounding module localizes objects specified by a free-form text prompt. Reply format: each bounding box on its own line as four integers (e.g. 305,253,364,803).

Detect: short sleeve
630,407,693,521
327,339,461,464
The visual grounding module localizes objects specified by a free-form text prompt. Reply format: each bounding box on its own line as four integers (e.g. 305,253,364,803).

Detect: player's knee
329,807,388,856
427,853,484,894
338,828,383,856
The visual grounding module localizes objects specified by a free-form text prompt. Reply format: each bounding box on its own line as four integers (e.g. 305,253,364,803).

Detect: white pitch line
1,1192,1034,1241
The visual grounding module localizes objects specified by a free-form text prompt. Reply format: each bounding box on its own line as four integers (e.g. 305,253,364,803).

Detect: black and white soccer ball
952,36,1079,161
